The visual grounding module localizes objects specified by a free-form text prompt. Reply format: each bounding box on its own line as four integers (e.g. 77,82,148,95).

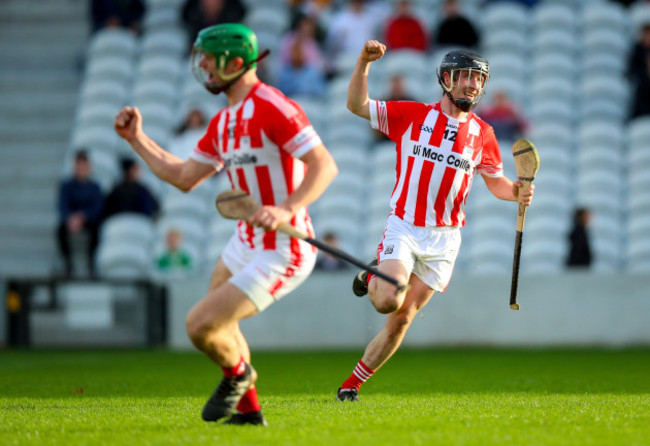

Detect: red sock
340,360,375,391
236,386,261,413
222,357,247,378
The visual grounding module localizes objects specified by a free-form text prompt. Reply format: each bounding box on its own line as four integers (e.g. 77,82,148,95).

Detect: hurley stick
215,190,409,293
510,139,540,310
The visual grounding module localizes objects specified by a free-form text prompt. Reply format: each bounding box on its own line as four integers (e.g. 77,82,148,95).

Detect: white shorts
376,214,461,292
221,234,317,311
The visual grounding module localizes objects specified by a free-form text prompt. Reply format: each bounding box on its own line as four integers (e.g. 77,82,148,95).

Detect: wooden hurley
510,139,540,310
215,190,409,293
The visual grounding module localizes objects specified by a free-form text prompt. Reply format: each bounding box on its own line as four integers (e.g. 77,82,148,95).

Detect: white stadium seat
582,52,626,75
138,55,183,84
97,242,151,279
485,29,529,56
484,2,529,34
583,28,629,56
582,2,627,32
579,120,625,149
533,53,577,79
381,50,430,80
80,79,129,108
533,4,578,32
101,214,155,250
533,29,579,55
71,125,120,154
628,117,650,148
141,28,187,58
162,191,209,222
76,103,122,128
86,56,135,84
89,28,138,60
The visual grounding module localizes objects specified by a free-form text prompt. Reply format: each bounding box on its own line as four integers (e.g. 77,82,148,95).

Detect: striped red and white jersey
370,100,503,227
191,81,322,256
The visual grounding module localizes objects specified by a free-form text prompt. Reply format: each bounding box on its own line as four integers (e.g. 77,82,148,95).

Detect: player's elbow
175,177,197,193
347,101,362,117
347,101,371,120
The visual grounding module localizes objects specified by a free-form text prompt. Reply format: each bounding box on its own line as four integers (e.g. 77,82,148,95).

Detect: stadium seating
34,0,640,279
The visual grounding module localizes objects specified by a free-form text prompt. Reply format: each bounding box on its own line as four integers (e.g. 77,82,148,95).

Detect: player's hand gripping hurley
510,139,540,310
216,190,409,294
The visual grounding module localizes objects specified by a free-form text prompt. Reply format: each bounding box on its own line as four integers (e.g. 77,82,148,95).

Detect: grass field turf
1,349,649,446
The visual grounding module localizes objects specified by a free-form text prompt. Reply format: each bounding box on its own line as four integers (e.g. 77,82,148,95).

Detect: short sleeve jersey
369,100,503,227
191,81,322,257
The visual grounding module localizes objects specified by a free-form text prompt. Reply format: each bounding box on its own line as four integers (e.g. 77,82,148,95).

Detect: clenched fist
361,40,386,63
114,106,143,142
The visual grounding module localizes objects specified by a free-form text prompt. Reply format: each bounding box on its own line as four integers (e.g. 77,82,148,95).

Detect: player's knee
186,313,210,347
371,284,404,314
372,294,400,314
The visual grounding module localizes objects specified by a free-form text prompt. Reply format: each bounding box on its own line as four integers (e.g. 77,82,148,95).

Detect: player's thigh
373,259,410,296
187,281,259,335
207,257,233,291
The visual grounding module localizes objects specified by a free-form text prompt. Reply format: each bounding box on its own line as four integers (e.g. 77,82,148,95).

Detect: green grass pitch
2,348,649,445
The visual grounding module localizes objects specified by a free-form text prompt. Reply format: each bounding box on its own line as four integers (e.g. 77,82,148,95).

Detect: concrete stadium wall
167,271,650,350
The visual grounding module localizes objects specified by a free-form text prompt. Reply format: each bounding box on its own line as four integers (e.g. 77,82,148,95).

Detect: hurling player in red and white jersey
115,24,337,426
336,41,534,402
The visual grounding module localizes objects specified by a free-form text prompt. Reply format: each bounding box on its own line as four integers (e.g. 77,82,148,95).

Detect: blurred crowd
72,0,650,278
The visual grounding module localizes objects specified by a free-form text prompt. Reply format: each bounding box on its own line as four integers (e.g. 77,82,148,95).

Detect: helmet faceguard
190,23,268,95
437,50,490,112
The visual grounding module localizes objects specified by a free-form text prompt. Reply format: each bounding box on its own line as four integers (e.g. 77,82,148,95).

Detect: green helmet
191,23,259,92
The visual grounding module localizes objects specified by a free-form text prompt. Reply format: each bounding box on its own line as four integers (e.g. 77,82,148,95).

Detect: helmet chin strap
204,49,270,95
445,91,473,112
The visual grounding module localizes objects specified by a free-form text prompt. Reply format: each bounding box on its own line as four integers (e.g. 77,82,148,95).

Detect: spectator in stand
56,151,104,277
103,158,159,220
477,90,528,141
433,0,480,49
628,23,650,119
280,15,325,72
156,228,194,275
177,108,207,135
384,73,415,103
383,0,428,52
182,0,247,53
566,208,593,268
277,31,328,97
91,0,145,34
315,232,349,270
169,108,208,160
374,74,415,141
325,0,389,76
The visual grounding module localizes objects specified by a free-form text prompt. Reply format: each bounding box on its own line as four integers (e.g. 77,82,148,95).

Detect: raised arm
347,40,386,120
114,106,215,192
